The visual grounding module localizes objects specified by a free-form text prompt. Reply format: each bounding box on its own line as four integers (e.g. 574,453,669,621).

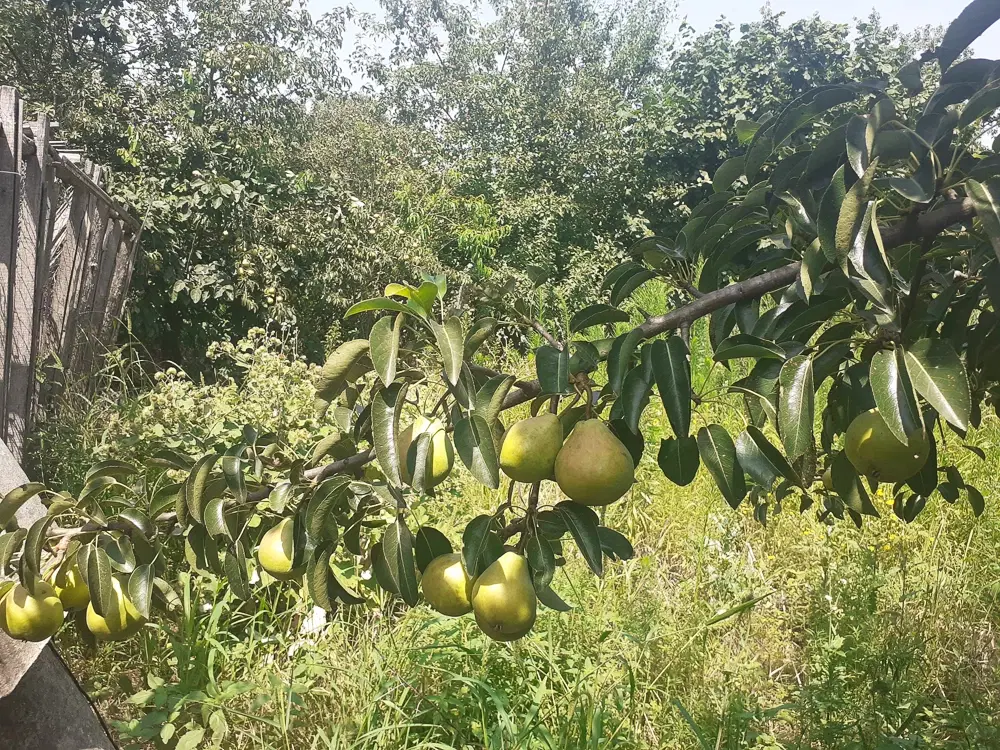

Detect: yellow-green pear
257,517,304,581
421,552,474,616
0,581,64,642
554,419,634,506
48,562,90,610
499,413,563,483
845,408,930,483
399,415,454,488
471,551,536,642
86,577,145,641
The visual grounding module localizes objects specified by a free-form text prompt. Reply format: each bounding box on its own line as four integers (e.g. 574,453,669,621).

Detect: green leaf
602,261,645,291
85,545,114,618
818,166,847,261
0,483,46,527
870,348,922,444
536,345,570,395
657,436,699,486
462,514,496,577
904,339,971,430
610,268,656,307
966,178,1000,261
454,414,501,489
345,298,416,318
570,304,630,333
370,542,398,595
835,160,877,266
525,534,555,590
308,543,364,610
778,355,814,461
967,484,986,516
713,334,786,362
221,455,246,504
651,337,691,438
372,383,408,487
697,425,747,509
146,448,193,471
85,461,139,484
475,374,515,427
464,317,497,358
414,526,452,573
128,564,153,619
175,729,205,750
267,482,292,514
607,329,643,395
19,515,54,590
306,476,351,543
184,454,219,525
203,497,231,539
223,541,251,601
888,151,937,203
0,529,26,574
937,0,1000,72
370,314,403,387
799,239,826,302
536,584,572,611
597,527,634,561
735,119,760,144
831,451,878,517
556,501,603,577
713,157,744,193
846,114,874,178
706,592,775,626
315,339,371,416
620,367,652,433
429,317,464,387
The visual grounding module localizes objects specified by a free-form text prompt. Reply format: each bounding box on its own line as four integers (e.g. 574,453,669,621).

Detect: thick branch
304,447,376,483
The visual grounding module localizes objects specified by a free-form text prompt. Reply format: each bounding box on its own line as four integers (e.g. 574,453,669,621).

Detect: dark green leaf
345,298,416,318
372,383,408,487
221,456,246,504
870,348,922,443
903,339,971,430
778,356,814,461
536,584,572,611
370,314,403,387
85,461,138,484
414,526,452,573
651,337,691,438
938,1,1000,72
128,564,153,619
657,436,699,486
835,160,877,265
223,541,250,601
570,304,630,333
597,527,634,561
454,414,501,489
610,268,656,307
607,329,643,395
306,476,351,543
462,514,495,577
20,515,54,590
184,454,219,525
525,534,555,590
697,425,747,509
713,157,744,193
203,497,231,540
536,345,570,395
818,166,847,261
831,451,878,517
620,367,652,433
85,546,114,618
0,529,26,574
966,179,1000,261
846,114,874,178
382,518,418,606
714,334,786,362
555,501,603,577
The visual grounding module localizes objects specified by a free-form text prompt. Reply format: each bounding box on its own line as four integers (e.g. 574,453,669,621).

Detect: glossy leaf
462,514,496,577
0,483,46,527
713,157,744,192
85,546,114,618
697,425,747,509
651,337,691,438
870,348,922,444
536,345,570,395
344,297,416,318
610,267,656,306
221,455,246,504
475,374,515,427
431,317,465,386
382,518,418,606
846,114,874,178
372,383,407,487
454,414,501,489
597,527,634,561
525,534,555,590
306,476,351,543
315,339,371,415
904,339,971,430
714,334,786,362
85,461,139,484
607,329,643,395
370,314,402,387
818,166,847,261
570,304,630,333
620,367,652,433
128,564,153,619
556,502,603,577
414,526,453,573
657,436,699,486
778,356,814,461
834,160,877,265
831,451,878,517
184,454,219,525
536,584,572,611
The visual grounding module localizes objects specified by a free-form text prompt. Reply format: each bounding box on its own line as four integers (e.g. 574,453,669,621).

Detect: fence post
0,87,23,440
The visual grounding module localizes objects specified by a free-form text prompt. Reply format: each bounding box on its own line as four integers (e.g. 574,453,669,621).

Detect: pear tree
1,0,1000,645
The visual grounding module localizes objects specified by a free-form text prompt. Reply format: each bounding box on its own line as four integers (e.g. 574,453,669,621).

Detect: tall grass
38,330,1000,749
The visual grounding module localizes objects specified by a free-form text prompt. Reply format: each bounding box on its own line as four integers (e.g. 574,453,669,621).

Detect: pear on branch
0,582,64,642
421,552,474,616
554,419,634,506
845,408,929,483
399,415,454,489
499,413,563,483
471,551,536,641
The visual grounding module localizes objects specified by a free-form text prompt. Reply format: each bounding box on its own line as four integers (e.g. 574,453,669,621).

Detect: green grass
37,331,1000,749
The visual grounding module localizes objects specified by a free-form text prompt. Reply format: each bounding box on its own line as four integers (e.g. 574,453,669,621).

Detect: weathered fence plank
0,87,141,463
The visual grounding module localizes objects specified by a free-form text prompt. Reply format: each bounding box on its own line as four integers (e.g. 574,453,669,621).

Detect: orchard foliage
3,1,1000,646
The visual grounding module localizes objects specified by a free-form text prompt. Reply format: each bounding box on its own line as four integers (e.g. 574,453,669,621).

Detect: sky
306,0,1000,64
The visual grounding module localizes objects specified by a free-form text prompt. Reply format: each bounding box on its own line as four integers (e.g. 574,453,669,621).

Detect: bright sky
306,0,1000,61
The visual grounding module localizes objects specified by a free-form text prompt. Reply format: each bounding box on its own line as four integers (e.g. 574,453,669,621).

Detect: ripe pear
257,517,304,581
0,581,64,642
499,413,563,483
48,562,90,610
554,419,634,506
845,408,930,483
399,415,454,488
471,551,536,642
86,577,145,641
421,552,474,616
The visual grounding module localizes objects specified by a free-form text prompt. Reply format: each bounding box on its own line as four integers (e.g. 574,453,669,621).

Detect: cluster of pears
0,560,145,643
844,408,930,483
421,550,537,641
499,412,635,506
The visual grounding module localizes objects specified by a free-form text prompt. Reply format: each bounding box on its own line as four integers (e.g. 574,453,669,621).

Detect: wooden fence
0,86,142,463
